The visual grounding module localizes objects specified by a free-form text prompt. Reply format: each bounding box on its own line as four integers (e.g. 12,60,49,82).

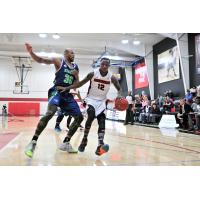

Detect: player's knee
86,113,95,126
87,105,95,118
97,113,106,123
45,110,55,119
74,114,83,124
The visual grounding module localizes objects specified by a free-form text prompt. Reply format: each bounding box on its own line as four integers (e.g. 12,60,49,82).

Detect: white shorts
86,97,106,117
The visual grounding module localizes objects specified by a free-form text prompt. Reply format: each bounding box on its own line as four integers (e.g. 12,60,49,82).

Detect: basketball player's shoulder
108,70,113,78
73,62,79,71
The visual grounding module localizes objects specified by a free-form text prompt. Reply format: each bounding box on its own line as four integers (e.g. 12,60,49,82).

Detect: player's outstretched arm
25,43,60,70
111,75,123,98
57,72,94,93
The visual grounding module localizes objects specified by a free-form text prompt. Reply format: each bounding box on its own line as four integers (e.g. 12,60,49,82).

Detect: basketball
114,97,128,111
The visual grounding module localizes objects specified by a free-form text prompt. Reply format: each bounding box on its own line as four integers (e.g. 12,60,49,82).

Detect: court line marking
0,132,22,153
80,131,196,154
107,138,198,154
107,133,200,154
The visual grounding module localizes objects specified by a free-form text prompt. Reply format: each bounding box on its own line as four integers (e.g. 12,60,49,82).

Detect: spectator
177,99,193,129
2,104,7,116
139,101,151,123
190,86,197,97
149,103,162,123
157,94,164,108
141,95,149,108
163,96,174,113
188,96,200,131
133,97,142,122
124,91,134,125
185,89,193,101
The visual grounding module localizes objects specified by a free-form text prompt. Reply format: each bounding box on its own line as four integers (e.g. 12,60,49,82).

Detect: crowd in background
124,86,200,134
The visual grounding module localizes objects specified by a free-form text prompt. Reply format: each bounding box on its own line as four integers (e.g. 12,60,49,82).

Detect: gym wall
153,37,185,98
0,57,131,115
188,33,200,87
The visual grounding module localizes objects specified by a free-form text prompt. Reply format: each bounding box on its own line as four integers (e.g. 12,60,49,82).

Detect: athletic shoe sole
96,144,109,156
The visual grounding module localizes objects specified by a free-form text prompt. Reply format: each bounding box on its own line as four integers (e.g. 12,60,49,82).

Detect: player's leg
59,94,83,153
25,87,59,158
25,104,57,157
67,115,72,129
95,112,109,156
78,105,96,152
55,111,64,132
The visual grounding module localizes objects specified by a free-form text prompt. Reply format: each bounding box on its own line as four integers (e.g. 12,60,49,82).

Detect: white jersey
87,68,112,101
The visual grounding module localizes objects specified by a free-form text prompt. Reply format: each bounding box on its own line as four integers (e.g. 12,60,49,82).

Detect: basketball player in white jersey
57,57,122,156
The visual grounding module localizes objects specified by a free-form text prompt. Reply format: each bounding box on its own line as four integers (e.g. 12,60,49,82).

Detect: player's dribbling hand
116,95,123,100
25,43,33,53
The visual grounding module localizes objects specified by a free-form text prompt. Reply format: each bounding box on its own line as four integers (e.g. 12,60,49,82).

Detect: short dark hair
100,57,110,65
64,49,69,53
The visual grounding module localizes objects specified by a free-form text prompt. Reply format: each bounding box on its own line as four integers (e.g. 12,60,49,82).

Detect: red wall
8,102,40,116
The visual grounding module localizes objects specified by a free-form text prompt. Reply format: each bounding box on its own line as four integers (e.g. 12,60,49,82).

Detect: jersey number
64,74,73,84
98,83,105,91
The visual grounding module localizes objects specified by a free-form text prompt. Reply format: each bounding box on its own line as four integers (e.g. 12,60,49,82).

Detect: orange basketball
114,97,129,111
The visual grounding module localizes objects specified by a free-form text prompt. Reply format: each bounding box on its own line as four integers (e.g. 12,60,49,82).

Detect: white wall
0,57,132,114
0,57,55,98
145,45,154,99
125,67,133,92
176,33,189,93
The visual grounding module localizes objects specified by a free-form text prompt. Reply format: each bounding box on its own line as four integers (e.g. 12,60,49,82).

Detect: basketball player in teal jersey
24,43,83,158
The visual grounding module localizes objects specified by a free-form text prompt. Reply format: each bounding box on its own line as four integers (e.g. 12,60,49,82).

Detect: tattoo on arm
30,51,53,64
30,52,61,70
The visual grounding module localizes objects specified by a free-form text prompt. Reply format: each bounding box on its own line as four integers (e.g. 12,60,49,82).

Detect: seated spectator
141,95,149,108
156,94,164,108
177,99,193,129
163,96,174,113
168,90,174,100
133,97,142,122
149,103,162,123
139,102,151,123
188,96,200,131
185,89,193,101
190,86,197,97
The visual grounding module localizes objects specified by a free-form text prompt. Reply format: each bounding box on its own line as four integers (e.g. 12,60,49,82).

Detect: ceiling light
133,40,141,45
39,33,47,38
121,39,129,44
52,34,60,39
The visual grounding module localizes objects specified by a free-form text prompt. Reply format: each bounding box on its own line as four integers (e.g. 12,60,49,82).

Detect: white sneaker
59,142,78,153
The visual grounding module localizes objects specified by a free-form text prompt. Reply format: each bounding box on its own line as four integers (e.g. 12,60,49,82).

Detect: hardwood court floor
1,116,200,166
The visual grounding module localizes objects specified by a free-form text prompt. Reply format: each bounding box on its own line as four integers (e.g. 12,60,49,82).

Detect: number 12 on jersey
98,83,105,91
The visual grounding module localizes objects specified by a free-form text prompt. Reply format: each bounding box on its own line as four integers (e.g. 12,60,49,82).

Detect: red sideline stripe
0,132,19,150
94,78,110,84
0,97,81,102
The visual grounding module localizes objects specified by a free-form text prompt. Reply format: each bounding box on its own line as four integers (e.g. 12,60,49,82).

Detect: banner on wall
134,61,149,89
158,46,180,83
